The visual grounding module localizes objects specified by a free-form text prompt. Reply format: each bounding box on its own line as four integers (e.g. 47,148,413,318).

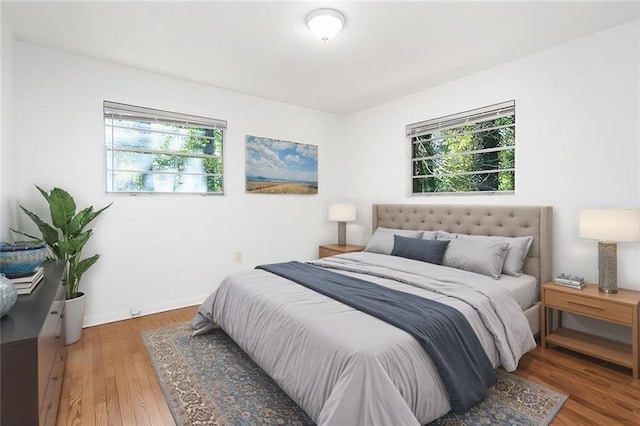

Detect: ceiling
3,1,639,115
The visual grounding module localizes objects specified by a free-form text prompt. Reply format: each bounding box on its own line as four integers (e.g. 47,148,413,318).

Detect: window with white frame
104,101,226,194
408,101,515,195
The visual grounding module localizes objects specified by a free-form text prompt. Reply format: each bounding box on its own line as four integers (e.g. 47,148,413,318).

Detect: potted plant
12,185,111,344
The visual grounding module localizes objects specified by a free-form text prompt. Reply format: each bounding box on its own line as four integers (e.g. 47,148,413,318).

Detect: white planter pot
64,292,85,345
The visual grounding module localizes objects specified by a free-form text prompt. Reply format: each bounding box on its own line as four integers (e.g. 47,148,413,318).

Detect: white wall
342,20,640,291
1,10,18,241
339,20,640,343
15,43,344,326
10,20,640,341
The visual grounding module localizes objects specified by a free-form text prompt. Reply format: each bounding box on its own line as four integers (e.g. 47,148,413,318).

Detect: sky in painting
246,136,318,183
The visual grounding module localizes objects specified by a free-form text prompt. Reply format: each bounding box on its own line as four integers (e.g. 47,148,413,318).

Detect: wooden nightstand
318,244,365,259
541,282,640,379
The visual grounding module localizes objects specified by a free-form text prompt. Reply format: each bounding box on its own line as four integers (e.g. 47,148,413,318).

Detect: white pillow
422,231,439,240
437,232,533,277
442,239,509,279
364,227,424,255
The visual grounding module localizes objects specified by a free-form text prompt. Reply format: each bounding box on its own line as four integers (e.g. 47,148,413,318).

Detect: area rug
142,323,567,426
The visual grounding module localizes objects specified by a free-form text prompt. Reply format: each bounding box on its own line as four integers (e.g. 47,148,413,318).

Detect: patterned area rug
142,323,567,426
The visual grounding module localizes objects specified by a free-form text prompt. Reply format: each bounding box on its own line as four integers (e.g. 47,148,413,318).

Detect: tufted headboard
372,204,553,286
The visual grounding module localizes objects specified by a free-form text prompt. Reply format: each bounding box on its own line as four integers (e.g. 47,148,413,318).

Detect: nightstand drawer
545,291,633,325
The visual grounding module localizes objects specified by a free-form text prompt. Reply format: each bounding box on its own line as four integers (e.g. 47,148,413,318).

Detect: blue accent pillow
364,227,424,255
391,235,450,265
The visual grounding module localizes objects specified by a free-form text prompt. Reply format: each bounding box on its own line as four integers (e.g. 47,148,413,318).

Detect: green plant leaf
68,202,111,234
18,206,60,246
58,230,92,256
9,228,43,242
68,207,94,236
73,254,101,280
49,188,76,230
81,202,113,232
35,185,51,203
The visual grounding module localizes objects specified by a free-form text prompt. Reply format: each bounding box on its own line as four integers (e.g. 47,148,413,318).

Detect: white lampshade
328,204,356,222
579,209,640,242
306,9,345,42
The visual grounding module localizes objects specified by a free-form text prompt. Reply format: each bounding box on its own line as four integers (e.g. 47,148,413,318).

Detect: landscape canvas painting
245,136,318,194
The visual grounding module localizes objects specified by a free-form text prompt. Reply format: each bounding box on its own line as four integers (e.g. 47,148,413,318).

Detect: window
104,101,226,194
408,101,515,195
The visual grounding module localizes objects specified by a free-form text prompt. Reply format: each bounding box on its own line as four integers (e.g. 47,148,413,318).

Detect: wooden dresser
1,261,66,425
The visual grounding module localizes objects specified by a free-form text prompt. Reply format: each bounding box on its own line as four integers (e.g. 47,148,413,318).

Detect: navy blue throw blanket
256,261,496,414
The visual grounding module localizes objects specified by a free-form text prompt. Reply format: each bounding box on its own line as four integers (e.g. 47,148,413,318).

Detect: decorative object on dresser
541,281,640,379
328,203,356,245
579,208,640,293
318,243,365,259
8,266,45,294
0,274,18,317
1,262,67,426
11,185,112,345
0,240,48,277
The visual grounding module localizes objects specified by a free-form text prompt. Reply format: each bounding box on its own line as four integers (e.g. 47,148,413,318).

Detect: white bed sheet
491,273,538,311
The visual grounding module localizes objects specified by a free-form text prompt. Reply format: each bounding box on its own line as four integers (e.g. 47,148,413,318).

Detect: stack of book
554,273,586,290
9,267,44,295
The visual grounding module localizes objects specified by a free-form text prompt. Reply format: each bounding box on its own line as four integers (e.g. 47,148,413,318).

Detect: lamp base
337,222,346,246
598,241,617,294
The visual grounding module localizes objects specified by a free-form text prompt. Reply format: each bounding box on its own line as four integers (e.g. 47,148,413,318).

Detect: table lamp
328,204,356,246
579,208,640,293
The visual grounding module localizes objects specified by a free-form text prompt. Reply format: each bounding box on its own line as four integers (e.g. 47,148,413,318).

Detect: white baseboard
82,294,209,328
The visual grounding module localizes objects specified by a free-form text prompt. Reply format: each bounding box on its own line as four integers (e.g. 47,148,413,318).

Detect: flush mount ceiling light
306,8,345,42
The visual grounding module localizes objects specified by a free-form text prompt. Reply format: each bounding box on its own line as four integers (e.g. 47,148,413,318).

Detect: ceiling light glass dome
306,9,345,42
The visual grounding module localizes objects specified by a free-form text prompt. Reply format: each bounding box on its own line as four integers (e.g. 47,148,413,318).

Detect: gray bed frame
372,204,553,334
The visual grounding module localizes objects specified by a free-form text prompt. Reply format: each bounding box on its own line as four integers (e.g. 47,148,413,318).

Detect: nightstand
318,244,365,259
541,282,640,379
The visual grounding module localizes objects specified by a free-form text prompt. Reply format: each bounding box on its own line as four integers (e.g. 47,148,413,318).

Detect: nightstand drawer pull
567,301,604,310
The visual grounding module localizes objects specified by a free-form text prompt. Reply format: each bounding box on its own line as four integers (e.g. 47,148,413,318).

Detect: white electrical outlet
235,251,243,263
130,307,142,317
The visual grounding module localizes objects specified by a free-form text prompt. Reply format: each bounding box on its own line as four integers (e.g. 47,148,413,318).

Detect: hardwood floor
57,306,640,425
57,306,198,426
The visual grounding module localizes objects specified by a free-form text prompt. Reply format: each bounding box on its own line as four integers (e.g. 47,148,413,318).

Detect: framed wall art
245,135,318,194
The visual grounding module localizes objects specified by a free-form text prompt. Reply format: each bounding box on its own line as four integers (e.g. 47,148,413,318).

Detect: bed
193,204,553,425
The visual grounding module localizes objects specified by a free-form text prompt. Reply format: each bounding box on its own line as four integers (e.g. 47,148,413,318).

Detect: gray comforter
192,252,536,425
